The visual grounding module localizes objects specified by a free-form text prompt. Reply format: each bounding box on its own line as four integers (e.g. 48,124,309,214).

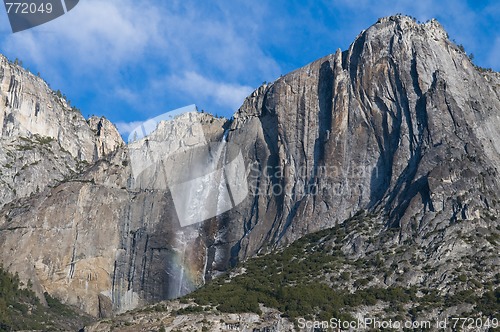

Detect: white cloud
60,1,157,61
0,0,279,119
114,87,140,105
167,71,253,111
4,0,493,126
115,121,144,137
2,0,161,71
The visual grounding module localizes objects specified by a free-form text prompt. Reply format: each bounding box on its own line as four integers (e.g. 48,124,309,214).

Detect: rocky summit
0,15,499,329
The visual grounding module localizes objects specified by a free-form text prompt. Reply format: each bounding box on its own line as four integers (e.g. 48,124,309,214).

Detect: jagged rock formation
0,55,124,316
83,300,293,332
1,15,499,320
1,111,228,317
228,16,500,252
0,55,123,209
0,54,122,159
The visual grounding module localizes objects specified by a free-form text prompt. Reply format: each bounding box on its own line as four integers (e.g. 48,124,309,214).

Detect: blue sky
0,0,498,136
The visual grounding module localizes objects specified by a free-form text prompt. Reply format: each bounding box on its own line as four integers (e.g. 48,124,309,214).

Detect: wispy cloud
0,0,280,120
115,121,144,137
2,0,161,71
0,0,496,125
166,72,253,111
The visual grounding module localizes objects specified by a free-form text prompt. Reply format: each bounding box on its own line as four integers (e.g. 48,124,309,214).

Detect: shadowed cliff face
1,16,500,317
228,16,500,253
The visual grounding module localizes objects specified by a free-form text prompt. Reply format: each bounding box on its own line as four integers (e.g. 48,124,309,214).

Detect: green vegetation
174,305,204,315
33,134,54,145
12,58,22,67
15,144,33,151
16,137,34,151
187,217,500,322
453,41,494,73
0,266,92,331
474,288,500,316
189,226,417,320
54,89,81,112
14,135,55,152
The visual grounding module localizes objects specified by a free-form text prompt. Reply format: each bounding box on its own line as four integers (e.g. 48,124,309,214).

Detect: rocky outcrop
221,16,500,297
88,116,124,159
0,54,122,161
0,55,123,209
83,300,293,332
1,15,499,318
228,16,500,255
0,113,229,317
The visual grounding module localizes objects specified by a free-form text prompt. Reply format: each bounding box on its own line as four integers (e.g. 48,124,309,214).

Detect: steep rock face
88,116,124,158
0,55,122,161
0,113,229,317
0,55,123,209
1,15,499,317
226,16,500,257
0,135,82,209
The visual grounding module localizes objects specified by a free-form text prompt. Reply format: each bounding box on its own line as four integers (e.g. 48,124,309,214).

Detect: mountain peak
349,15,451,62
373,15,447,37
1,16,500,322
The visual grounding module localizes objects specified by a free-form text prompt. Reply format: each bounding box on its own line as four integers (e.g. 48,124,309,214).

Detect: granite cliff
0,54,123,210
1,15,499,322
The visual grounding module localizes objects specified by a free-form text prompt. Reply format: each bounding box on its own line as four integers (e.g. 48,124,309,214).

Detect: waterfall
216,129,230,215
202,244,209,285
176,235,187,297
170,226,198,298
169,129,231,297
222,128,229,142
